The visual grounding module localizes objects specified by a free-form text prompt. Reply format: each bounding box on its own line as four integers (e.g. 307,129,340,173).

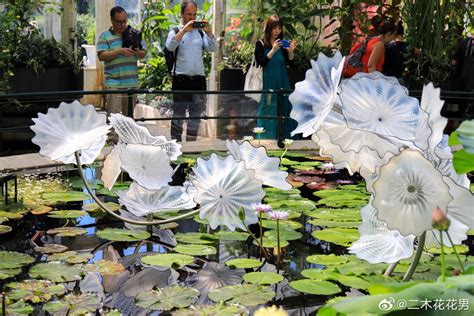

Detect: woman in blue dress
254,15,297,140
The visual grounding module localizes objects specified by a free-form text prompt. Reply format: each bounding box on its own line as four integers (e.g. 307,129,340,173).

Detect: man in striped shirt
97,6,145,115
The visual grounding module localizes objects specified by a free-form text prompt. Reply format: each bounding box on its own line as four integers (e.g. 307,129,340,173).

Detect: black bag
342,37,376,78
164,27,204,75
122,26,143,50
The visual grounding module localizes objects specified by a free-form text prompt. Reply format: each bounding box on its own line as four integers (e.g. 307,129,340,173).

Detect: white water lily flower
109,113,182,160
283,139,294,146
372,149,453,236
289,52,344,137
116,182,196,217
31,101,110,164
226,140,291,190
191,154,265,231
120,144,173,190
348,202,415,264
253,127,265,134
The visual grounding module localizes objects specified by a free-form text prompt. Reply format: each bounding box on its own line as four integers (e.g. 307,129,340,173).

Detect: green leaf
6,280,65,303
29,263,82,283
67,176,102,190
46,227,87,237
135,285,199,310
47,251,93,264
309,218,361,228
312,228,359,246
225,258,262,269
208,284,275,306
6,300,34,316
0,268,21,280
305,208,361,222
174,244,217,256
214,231,250,241
262,219,302,230
264,229,302,241
141,253,194,269
96,228,151,241
175,232,218,244
426,244,469,254
174,302,248,316
0,224,12,234
96,181,131,197
0,251,34,269
34,244,68,254
82,259,126,276
306,254,349,266
449,131,474,173
83,202,121,213
268,199,316,212
289,279,341,295
243,271,284,285
252,236,289,248
43,293,102,315
47,210,88,219
42,191,91,203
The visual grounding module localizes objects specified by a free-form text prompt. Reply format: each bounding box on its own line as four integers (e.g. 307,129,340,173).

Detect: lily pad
67,176,102,190
96,228,151,241
208,284,275,306
174,244,217,256
264,229,302,241
6,300,34,316
243,271,284,285
47,227,87,237
43,293,102,315
426,244,469,254
311,228,359,246
175,232,218,244
96,181,131,197
83,202,121,213
0,268,22,280
82,259,126,276
335,258,387,276
141,253,194,269
6,280,65,303
304,270,371,290
308,219,361,228
253,236,289,248
305,208,361,222
47,251,93,264
306,254,349,266
449,131,474,173
0,224,12,234
225,258,262,269
29,262,82,283
0,210,24,219
268,199,316,212
34,244,68,254
42,191,91,203
261,219,303,230
30,205,53,215
47,210,88,219
135,285,199,311
214,231,250,241
301,268,334,280
174,302,247,316
289,279,341,295
0,251,34,269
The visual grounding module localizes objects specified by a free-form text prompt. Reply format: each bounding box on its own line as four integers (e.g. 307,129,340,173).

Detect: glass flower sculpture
30,101,110,164
191,154,265,231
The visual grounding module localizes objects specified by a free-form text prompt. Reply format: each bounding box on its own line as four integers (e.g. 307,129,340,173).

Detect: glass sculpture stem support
75,151,199,226
402,231,426,282
384,262,398,277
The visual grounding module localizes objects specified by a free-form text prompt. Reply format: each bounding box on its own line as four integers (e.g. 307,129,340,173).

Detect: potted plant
218,41,254,90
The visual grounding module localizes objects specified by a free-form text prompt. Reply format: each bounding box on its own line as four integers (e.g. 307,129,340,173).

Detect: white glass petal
288,52,344,137
226,140,291,190
120,144,173,190
425,215,469,248
191,154,265,231
101,144,125,190
443,176,474,229
31,101,110,163
372,149,452,236
116,182,196,217
59,138,106,165
348,203,415,263
340,73,421,142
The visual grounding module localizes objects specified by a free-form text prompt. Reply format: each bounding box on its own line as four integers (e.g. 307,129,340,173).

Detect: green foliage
96,228,151,242
76,13,95,46
218,41,254,71
135,285,199,311
208,284,275,306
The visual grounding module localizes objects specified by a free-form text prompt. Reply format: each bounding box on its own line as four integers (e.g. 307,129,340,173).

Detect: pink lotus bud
431,206,450,231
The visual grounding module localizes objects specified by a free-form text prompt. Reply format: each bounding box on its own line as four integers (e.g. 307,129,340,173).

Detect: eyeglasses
113,18,127,25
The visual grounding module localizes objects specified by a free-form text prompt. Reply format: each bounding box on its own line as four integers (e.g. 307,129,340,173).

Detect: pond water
1,150,472,315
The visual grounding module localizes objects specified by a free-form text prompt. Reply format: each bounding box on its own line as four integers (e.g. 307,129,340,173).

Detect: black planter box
288,68,307,89
220,68,245,91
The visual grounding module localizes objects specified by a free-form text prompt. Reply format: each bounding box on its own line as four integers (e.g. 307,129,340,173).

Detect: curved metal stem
75,151,200,226
402,231,426,282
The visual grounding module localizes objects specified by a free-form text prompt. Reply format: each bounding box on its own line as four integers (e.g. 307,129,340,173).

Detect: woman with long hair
254,15,297,140
363,17,397,73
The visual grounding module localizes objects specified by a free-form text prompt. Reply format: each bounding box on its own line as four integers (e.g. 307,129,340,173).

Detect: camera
192,21,206,28
122,26,143,50
280,40,290,48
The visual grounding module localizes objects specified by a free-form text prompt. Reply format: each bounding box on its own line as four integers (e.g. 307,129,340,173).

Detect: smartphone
280,40,290,48
192,21,206,28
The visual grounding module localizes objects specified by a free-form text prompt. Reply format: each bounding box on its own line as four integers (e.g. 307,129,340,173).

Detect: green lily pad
306,254,349,266
30,205,53,215
159,222,179,230
264,229,302,241
175,232,218,244
6,300,34,315
43,293,102,315
243,271,284,285
174,302,247,316
47,227,87,237
82,259,126,276
208,284,275,306
225,258,262,269
280,157,299,165
335,258,388,276
96,228,151,241
141,253,194,269
311,228,359,246
34,244,68,254
28,262,82,283
253,236,289,248
316,197,368,208
0,268,22,280
96,181,132,197
6,280,65,303
261,219,303,230
47,251,93,264
289,279,341,295
42,191,91,203
301,268,334,280
67,176,103,190
193,214,209,225
83,202,121,213
0,251,34,269
0,224,12,234
135,285,199,311
449,131,474,173
268,199,316,212
214,231,250,241
426,244,469,254
47,210,88,219
264,188,301,195
0,210,23,219
319,271,371,290
305,208,361,221
308,219,361,228
174,244,217,256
